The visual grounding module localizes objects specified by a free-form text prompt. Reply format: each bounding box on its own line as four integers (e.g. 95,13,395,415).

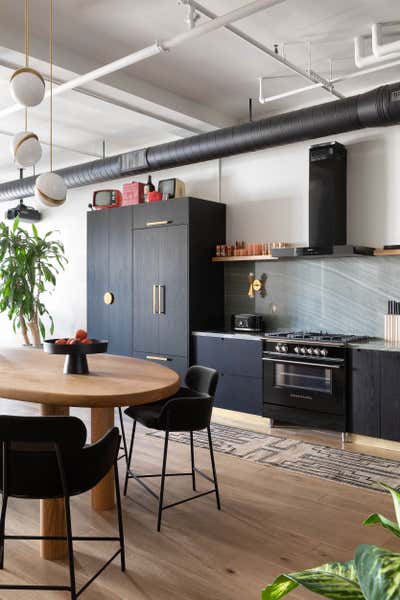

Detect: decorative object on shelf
215,241,291,260
158,178,186,199
34,0,67,208
262,483,400,599
43,338,108,374
384,299,400,343
9,1,45,108
122,181,145,204
144,174,155,202
248,272,267,298
147,191,163,203
0,218,67,346
91,189,123,210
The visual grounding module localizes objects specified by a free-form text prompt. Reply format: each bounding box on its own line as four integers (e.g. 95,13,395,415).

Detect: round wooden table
0,348,179,560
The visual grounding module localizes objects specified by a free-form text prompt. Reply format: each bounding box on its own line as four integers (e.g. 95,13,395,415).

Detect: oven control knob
294,346,300,354
313,348,321,356
307,347,314,355
320,348,328,357
281,344,288,353
300,347,307,354
275,344,281,352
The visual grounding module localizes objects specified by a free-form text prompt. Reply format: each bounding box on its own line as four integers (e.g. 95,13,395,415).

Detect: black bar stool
0,415,125,600
123,365,220,531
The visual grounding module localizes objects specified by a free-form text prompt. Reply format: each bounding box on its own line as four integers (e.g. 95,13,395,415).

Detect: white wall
1,122,400,345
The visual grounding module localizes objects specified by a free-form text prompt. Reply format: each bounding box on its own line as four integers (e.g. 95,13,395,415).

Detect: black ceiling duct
0,82,400,203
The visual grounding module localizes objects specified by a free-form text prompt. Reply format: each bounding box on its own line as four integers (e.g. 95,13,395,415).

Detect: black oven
263,339,347,432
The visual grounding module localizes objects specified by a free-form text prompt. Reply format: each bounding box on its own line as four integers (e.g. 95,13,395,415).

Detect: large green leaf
364,513,400,538
380,484,400,526
355,544,400,600
262,561,363,600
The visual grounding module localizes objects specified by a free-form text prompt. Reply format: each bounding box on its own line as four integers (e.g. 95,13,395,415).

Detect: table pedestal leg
40,404,69,560
91,407,115,510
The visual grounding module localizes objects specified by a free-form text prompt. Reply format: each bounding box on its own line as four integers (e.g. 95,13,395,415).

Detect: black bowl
43,339,108,374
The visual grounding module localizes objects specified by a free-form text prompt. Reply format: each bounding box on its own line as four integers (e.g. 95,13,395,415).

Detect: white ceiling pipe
354,35,399,69
0,0,287,122
258,77,323,104
258,57,400,104
372,22,400,57
183,0,343,100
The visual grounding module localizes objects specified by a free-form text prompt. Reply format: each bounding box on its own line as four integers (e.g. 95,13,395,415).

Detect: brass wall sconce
248,273,267,298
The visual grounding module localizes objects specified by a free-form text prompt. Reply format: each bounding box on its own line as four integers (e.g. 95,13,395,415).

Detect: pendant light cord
49,0,53,172
24,0,29,132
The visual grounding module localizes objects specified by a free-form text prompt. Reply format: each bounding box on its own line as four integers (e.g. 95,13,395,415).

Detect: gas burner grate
265,331,369,344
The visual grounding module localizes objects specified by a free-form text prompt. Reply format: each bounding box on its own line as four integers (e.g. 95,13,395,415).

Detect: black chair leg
124,419,136,496
118,407,128,464
207,426,221,511
190,431,196,491
114,461,126,572
157,431,169,532
64,496,77,600
0,494,8,569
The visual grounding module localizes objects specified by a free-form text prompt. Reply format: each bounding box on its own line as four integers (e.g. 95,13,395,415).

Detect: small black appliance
232,314,264,332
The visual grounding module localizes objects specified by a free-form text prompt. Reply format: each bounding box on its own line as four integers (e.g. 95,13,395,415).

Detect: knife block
384,314,400,343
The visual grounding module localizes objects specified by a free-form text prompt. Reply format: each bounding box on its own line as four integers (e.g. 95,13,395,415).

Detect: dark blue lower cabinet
133,352,188,380
215,374,263,416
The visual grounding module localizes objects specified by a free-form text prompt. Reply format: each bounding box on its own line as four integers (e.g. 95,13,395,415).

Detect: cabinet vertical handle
159,285,165,314
152,284,157,315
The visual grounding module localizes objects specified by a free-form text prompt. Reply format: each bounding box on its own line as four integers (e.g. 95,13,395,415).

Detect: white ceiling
0,0,399,181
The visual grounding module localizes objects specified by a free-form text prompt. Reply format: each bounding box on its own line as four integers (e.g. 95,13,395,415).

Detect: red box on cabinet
122,181,145,205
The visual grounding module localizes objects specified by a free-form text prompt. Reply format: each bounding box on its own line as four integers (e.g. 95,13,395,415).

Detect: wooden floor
0,399,399,599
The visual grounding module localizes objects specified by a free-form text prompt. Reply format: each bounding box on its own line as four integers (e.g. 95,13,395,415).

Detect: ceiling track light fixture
10,0,43,168
35,0,67,208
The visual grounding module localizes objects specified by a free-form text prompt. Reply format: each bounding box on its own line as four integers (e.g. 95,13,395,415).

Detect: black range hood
272,141,373,258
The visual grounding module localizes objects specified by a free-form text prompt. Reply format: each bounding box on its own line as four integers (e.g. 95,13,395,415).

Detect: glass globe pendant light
11,0,43,168
35,0,67,208
9,0,45,107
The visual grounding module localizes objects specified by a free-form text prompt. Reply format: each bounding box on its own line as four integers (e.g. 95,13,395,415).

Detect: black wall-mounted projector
6,201,41,222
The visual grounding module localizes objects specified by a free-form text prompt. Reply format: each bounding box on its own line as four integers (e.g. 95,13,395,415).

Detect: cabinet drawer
221,338,262,378
215,375,263,416
133,352,188,380
192,336,223,370
133,198,189,229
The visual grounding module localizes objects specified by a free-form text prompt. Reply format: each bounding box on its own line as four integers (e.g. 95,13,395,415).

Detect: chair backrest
0,415,88,499
160,395,213,432
185,365,219,397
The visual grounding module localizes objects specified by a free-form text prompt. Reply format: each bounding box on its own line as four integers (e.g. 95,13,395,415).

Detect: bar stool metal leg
64,496,77,600
124,420,136,496
0,494,8,569
114,462,126,572
207,426,221,510
190,431,196,491
157,431,169,532
118,408,128,464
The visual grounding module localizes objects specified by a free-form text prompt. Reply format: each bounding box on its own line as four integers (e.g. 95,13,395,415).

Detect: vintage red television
92,189,123,210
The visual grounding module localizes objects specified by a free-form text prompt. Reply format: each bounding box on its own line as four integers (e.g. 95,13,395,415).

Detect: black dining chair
0,415,125,600
123,365,221,531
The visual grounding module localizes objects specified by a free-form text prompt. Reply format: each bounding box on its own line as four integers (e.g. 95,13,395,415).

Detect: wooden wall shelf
373,249,400,256
212,254,278,262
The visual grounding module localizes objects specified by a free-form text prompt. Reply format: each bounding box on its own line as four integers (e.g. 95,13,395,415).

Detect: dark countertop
193,332,400,352
192,330,264,341
349,339,400,352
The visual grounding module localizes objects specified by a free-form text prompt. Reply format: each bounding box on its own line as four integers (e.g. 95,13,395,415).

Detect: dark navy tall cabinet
87,197,226,377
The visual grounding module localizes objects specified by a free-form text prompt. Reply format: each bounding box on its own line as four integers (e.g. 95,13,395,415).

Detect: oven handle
262,357,342,369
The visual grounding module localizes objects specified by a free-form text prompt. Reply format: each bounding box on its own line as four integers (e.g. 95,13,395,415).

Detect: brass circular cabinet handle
103,292,114,305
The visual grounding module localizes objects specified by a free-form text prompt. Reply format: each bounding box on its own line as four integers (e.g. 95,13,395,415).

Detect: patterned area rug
147,423,400,493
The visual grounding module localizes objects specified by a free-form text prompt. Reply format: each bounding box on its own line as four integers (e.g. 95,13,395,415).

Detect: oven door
263,354,345,414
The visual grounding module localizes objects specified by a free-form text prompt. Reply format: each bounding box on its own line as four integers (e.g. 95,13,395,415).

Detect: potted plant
0,218,67,346
262,483,400,599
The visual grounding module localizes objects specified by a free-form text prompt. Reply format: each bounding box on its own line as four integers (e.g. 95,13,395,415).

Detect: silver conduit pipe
0,82,400,203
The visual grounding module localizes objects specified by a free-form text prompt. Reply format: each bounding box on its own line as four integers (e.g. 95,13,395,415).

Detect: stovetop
265,331,369,345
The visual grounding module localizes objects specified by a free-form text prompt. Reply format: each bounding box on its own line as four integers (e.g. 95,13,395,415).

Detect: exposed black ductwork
1,83,400,203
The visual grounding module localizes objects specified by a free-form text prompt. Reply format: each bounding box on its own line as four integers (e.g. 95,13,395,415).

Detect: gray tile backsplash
224,257,400,337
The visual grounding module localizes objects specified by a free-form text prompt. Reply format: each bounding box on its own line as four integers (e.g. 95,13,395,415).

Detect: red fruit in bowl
67,338,80,345
74,329,87,341
55,338,68,345
81,338,93,345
